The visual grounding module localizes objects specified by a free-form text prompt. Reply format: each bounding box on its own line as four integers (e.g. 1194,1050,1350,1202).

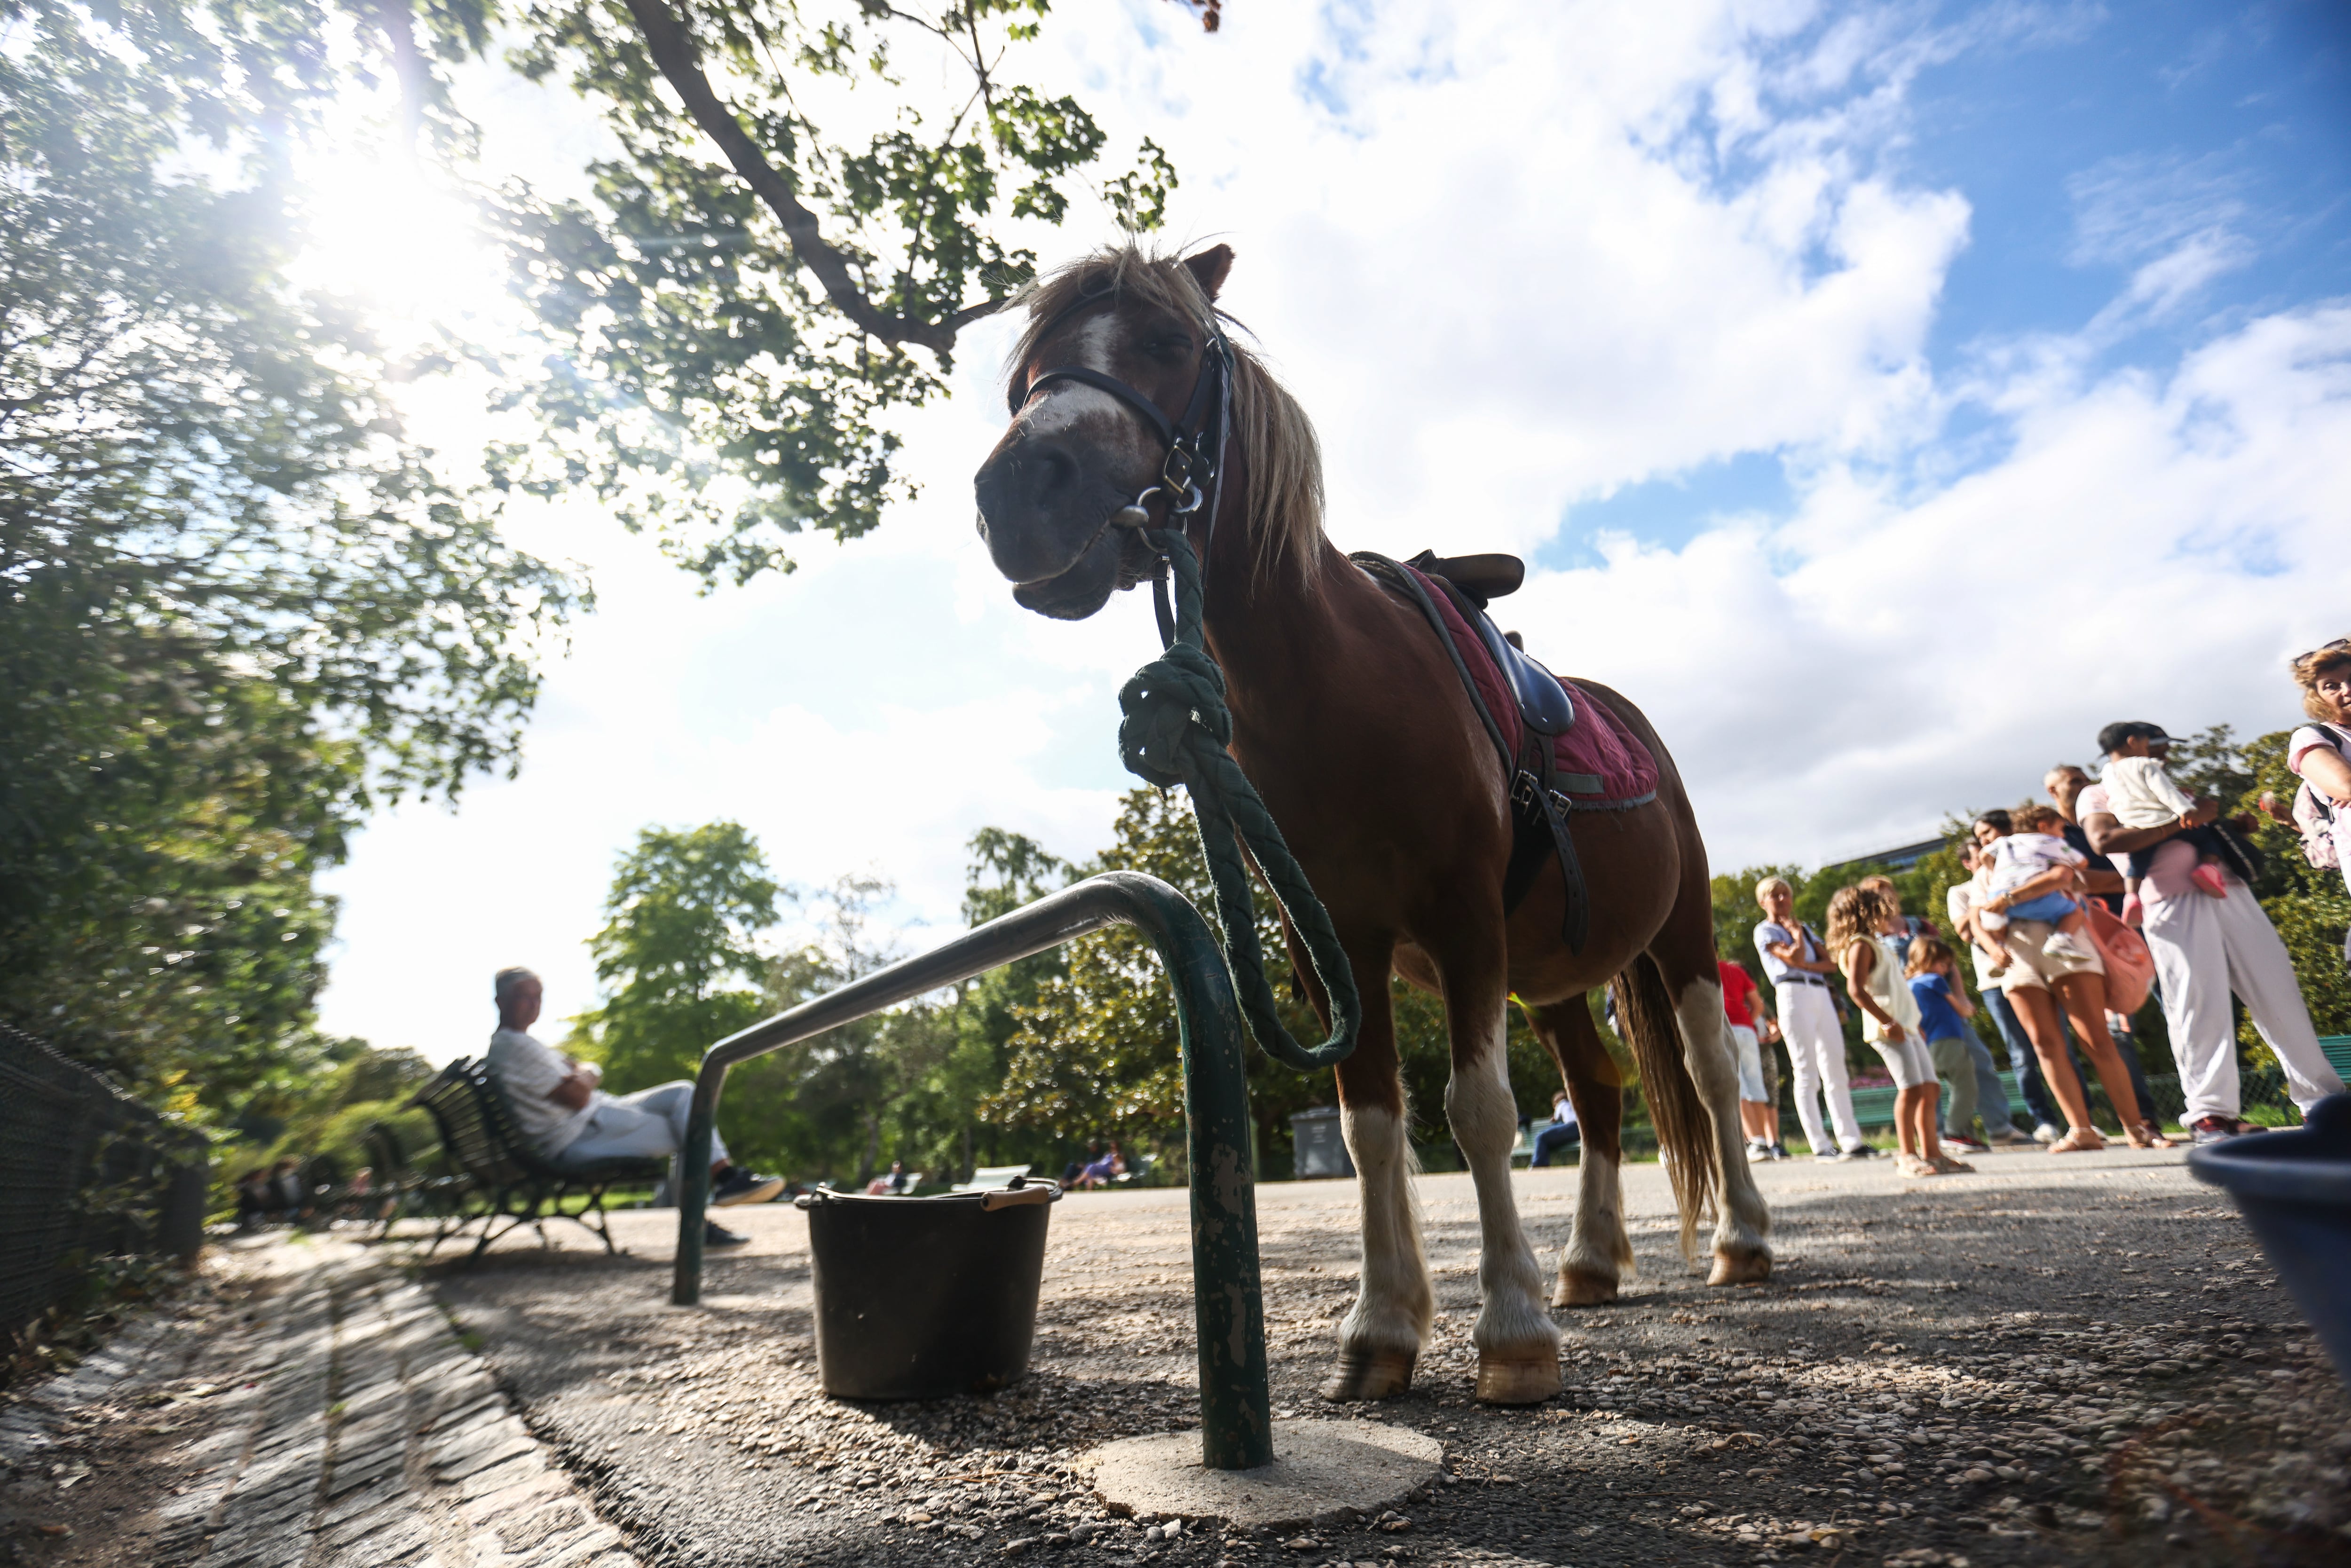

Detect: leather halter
1010,278,1235,640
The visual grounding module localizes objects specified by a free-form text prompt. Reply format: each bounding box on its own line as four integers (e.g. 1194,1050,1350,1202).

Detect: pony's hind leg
1443,949,1561,1404
1325,939,1433,1401
1649,913,1773,1285
1526,996,1634,1307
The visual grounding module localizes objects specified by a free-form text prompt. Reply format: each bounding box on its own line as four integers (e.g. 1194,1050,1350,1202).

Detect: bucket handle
981,1181,1062,1211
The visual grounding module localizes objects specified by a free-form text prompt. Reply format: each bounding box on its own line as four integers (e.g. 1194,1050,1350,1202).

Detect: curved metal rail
670,871,1277,1470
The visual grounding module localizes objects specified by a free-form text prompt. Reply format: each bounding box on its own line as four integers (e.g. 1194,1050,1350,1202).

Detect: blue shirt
1908,972,1967,1042
1752,920,1823,985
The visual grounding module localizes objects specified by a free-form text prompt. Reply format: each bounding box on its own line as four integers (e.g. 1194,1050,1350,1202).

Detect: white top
2100,755,2196,830
2290,724,2351,893
1945,879,1998,987
1986,831,2083,898
1844,932,1920,1045
485,1028,595,1156
1549,1092,1578,1129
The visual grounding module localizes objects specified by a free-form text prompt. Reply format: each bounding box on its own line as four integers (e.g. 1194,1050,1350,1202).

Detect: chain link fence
0,1022,210,1351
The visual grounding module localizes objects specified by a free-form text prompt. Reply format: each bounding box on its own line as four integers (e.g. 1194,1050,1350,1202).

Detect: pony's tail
1609,954,1720,1263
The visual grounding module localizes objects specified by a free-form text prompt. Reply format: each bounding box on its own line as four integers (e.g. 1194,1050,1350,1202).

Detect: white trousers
553,1081,729,1170
1778,982,1862,1153
2141,878,2344,1121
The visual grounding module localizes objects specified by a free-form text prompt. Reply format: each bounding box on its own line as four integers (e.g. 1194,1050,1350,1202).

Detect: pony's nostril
1024,444,1076,505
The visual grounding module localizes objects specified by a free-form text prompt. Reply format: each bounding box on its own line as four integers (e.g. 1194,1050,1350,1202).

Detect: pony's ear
1183,244,1235,301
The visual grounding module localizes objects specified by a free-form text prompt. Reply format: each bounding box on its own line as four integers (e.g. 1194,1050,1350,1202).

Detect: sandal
1929,1153,1975,1174
2127,1123,2177,1150
1895,1153,1936,1176
2047,1127,2106,1154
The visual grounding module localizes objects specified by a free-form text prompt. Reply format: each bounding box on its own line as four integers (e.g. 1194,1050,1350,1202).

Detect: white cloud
314,0,2351,1060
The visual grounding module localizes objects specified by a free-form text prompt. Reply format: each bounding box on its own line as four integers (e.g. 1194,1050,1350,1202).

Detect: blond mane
1005,245,1326,594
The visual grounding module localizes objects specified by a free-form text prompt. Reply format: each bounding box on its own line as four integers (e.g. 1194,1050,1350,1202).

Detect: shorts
1996,918,2106,995
1868,1027,1937,1089
2003,890,2078,925
1729,1023,1766,1101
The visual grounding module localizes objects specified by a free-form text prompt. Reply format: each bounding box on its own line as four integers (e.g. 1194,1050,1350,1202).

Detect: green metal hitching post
669,872,1273,1471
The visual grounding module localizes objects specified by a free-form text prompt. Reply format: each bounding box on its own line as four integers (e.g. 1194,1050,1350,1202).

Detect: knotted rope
1116,529,1360,1071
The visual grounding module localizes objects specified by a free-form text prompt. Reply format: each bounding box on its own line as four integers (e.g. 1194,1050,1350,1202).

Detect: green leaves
489,0,1172,583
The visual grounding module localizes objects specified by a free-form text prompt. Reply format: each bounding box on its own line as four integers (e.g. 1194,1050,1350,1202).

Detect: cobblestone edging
3,1243,643,1568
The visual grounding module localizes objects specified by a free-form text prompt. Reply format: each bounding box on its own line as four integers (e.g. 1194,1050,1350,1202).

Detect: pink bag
2086,901,2156,1016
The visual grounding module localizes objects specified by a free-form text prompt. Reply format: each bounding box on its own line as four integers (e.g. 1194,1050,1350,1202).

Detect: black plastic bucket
2187,1092,2351,1387
797,1181,1060,1400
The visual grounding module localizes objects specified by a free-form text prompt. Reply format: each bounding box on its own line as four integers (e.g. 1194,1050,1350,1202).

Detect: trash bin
2187,1092,2351,1388
796,1180,1060,1399
1290,1105,1355,1180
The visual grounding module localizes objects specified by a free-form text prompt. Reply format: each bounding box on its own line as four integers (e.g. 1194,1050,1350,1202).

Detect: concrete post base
1073,1417,1444,1529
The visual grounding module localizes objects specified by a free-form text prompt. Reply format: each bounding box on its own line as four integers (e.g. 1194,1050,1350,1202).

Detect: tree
576,822,781,1087
482,0,1178,583
0,0,576,1111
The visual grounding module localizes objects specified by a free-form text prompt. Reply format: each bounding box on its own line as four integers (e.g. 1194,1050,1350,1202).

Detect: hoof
1321,1349,1416,1402
1707,1247,1772,1287
1553,1269,1618,1307
1475,1355,1562,1405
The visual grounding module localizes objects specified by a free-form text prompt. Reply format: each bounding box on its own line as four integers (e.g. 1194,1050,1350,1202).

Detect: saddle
1361,550,1594,950
1406,552,1576,738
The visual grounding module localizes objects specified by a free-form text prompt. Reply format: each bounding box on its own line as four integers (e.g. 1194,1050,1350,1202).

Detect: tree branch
620,0,960,354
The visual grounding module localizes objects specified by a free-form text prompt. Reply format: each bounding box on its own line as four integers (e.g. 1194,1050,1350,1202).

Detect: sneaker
1840,1143,1880,1160
1768,1143,1791,1161
703,1220,749,1248
1985,1127,2031,1147
1942,1135,1988,1155
712,1167,786,1206
1746,1137,1773,1162
1817,1148,1854,1163
2042,930,2097,964
2031,1123,2063,1145
2190,1116,2264,1145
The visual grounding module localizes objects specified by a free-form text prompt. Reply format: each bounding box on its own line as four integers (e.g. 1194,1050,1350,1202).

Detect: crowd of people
1722,640,2351,1172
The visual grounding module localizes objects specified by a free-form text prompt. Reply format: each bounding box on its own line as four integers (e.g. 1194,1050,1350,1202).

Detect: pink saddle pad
1408,564,1660,809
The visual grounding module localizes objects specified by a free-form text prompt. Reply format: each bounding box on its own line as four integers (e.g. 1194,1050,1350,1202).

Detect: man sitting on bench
486,967,783,1248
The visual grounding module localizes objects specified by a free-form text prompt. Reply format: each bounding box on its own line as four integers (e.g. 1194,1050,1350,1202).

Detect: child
1904,936,1987,1153
1824,883,1971,1177
1977,804,2098,968
2101,727,2232,918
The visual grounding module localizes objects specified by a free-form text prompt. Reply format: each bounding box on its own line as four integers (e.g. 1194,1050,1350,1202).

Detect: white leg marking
1563,1139,1632,1290
1672,980,1773,1269
1339,1103,1431,1363
1445,1029,1560,1366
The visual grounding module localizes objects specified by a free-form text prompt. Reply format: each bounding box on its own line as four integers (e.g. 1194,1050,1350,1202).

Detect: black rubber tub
796,1180,1060,1399
2187,1092,2351,1387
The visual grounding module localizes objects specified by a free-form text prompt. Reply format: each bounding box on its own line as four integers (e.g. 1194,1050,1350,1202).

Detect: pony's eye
1143,334,1191,361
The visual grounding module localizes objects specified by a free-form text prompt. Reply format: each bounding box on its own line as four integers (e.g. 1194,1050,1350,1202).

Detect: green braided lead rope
1116,528,1361,1072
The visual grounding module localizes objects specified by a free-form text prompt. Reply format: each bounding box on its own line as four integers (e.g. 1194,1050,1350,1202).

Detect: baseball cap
2096,720,2177,755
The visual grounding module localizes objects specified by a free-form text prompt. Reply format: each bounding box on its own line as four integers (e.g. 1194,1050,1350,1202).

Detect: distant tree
576,823,782,1089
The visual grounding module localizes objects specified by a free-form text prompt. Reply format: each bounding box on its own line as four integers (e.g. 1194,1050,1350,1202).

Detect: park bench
406,1059,666,1261
953,1164,1033,1192
361,1119,473,1243
1511,1119,1577,1167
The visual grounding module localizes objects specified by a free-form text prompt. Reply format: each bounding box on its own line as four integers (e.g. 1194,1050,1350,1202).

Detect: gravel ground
427,1145,2351,1568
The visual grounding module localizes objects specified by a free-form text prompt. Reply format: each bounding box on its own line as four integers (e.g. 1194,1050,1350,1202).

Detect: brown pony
972,244,1770,1405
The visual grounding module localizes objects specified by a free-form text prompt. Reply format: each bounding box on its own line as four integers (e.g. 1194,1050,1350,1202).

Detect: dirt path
422,1145,2349,1568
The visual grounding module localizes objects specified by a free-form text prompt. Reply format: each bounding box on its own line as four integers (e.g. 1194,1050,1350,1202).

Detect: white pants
2141,877,2344,1121
1778,982,1862,1153
552,1081,727,1171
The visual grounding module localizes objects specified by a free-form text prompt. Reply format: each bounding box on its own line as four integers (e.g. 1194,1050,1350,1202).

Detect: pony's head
972,243,1324,618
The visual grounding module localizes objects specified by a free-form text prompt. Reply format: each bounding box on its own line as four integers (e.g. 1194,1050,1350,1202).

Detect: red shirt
1718,960,1759,1029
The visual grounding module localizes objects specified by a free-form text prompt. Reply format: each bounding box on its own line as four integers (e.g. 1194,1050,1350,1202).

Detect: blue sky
1546,1,2351,565
308,0,2351,1057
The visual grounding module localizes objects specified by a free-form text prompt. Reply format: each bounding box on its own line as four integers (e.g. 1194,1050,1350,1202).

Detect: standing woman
1825,885,1968,1176
1973,809,2171,1150
2288,639,2351,947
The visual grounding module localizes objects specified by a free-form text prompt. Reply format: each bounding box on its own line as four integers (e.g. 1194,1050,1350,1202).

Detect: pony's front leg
1325,948,1432,1402
1671,977,1773,1285
1445,970,1561,1404
1528,998,1634,1306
